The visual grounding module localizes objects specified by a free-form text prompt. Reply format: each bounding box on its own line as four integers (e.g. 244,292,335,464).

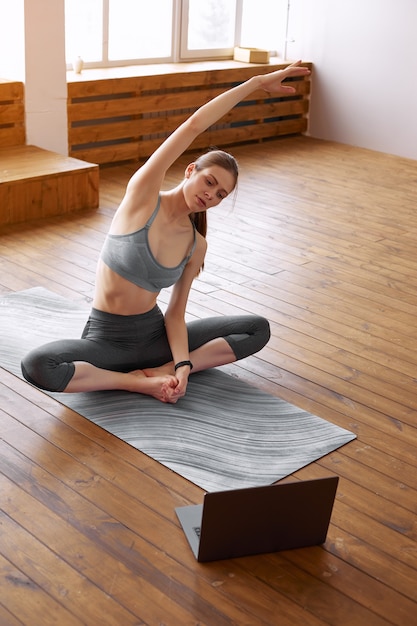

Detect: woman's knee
226,314,271,360
250,314,271,351
21,347,74,392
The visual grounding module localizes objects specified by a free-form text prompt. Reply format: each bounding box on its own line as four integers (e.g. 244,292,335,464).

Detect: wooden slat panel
0,80,25,148
67,63,311,164
207,118,309,145
68,100,309,156
69,119,142,144
71,142,141,165
0,127,26,147
68,77,140,98
135,118,309,161
68,82,310,122
221,98,310,123
0,102,25,124
68,110,310,163
0,80,24,101
67,63,308,98
137,88,221,115
68,96,143,122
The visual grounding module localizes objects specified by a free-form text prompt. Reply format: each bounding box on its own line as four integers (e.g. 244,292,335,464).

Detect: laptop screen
176,476,339,562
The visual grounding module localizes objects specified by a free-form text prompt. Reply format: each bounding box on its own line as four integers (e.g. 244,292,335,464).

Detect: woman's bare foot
129,370,178,403
142,363,174,378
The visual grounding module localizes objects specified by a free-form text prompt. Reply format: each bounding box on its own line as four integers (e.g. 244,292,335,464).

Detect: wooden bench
68,60,312,165
0,79,99,226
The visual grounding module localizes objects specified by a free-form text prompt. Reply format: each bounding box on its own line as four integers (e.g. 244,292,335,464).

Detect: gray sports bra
100,195,197,292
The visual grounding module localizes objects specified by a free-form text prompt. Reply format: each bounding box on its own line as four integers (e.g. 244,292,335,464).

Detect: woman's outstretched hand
259,60,310,95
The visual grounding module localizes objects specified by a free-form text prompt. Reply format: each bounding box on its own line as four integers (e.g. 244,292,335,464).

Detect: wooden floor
0,136,416,625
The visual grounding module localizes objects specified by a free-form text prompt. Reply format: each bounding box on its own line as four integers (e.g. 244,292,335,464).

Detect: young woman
21,61,310,403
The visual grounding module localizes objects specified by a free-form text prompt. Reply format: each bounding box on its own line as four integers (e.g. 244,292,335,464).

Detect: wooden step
0,144,99,225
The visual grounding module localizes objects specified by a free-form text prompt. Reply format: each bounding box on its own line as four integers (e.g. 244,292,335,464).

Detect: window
108,0,173,61
65,0,284,69
180,0,238,60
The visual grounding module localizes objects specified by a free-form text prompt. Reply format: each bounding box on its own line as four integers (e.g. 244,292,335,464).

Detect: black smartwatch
174,360,193,371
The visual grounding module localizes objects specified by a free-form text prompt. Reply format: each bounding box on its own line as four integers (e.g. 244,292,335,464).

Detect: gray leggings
21,305,270,392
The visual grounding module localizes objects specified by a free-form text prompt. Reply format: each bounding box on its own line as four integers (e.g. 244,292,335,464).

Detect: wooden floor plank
0,136,416,624
0,509,144,626
0,553,83,626
0,394,320,626
282,544,417,626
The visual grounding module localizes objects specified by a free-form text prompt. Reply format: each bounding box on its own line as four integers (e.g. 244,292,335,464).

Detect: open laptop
175,476,339,562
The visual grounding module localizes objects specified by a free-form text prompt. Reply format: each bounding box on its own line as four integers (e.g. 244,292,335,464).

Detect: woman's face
184,164,236,212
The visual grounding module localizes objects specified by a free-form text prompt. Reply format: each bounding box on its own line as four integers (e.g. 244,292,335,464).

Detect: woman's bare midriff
93,260,159,315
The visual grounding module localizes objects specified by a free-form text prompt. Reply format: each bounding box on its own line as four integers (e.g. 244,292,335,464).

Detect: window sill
66,57,292,84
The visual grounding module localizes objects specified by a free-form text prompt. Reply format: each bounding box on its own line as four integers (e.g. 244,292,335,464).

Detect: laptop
175,476,339,562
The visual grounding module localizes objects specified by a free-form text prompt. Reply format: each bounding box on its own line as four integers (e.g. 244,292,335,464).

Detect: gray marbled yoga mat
0,288,356,492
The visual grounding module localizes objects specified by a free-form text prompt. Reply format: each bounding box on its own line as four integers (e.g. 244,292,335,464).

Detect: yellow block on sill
233,47,270,64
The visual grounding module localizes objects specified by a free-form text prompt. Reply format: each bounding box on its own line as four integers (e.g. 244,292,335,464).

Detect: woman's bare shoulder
110,183,160,234
188,231,208,269
195,230,208,253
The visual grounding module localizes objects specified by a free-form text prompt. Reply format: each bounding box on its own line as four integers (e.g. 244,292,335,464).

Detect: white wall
0,0,25,80
24,0,68,154
286,0,417,160
1,1,416,160
0,0,67,155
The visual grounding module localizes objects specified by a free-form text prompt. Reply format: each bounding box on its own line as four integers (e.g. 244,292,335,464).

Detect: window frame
179,0,243,61
65,0,279,69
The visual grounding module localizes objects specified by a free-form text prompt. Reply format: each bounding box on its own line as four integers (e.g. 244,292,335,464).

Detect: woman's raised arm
133,61,311,185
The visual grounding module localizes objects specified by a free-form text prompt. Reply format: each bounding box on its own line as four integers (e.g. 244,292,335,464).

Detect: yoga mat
0,288,356,492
